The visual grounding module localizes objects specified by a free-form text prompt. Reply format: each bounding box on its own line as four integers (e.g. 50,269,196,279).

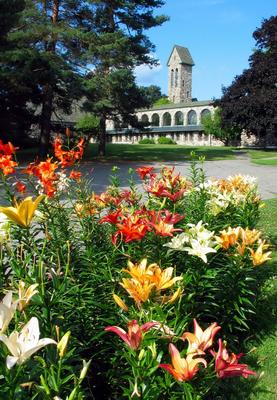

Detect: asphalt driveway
79,154,277,199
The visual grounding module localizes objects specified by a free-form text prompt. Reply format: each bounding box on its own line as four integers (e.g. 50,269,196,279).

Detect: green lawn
84,143,236,161
247,150,277,166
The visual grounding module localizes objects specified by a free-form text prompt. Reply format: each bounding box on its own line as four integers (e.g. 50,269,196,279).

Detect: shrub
157,136,176,144
138,138,156,144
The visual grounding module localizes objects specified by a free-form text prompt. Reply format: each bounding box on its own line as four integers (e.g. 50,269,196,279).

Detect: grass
247,150,277,166
84,143,236,161
218,198,277,400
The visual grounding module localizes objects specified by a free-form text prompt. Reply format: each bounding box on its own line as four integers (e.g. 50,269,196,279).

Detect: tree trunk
98,116,107,156
39,84,54,158
38,0,59,158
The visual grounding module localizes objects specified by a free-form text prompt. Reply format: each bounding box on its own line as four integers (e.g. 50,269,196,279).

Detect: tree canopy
0,0,168,156
216,16,277,145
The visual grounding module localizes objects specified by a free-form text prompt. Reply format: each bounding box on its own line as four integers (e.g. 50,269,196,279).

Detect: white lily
163,232,190,250
0,317,57,369
0,292,17,334
183,239,217,263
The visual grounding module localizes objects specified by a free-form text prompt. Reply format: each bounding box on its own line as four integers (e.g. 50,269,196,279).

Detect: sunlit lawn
247,150,277,166
84,143,236,161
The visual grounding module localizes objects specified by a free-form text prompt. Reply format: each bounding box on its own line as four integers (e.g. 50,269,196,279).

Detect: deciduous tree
216,16,277,145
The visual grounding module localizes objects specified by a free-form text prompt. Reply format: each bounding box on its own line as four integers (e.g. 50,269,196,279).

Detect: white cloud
134,62,163,87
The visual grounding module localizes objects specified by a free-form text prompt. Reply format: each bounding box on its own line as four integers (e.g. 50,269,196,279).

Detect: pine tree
83,0,168,156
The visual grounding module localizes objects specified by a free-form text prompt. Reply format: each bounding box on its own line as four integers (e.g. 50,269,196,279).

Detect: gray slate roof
167,45,195,66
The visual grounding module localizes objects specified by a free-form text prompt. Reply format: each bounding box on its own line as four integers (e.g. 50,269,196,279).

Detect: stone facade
167,46,194,103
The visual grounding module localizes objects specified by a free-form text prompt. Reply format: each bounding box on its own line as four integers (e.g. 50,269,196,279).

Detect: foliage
0,1,168,156
139,85,167,106
0,139,272,399
154,97,172,106
157,136,176,145
138,138,156,144
216,16,277,144
202,108,239,145
75,114,100,139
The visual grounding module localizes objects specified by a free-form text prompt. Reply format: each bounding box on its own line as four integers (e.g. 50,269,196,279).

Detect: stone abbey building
105,45,220,146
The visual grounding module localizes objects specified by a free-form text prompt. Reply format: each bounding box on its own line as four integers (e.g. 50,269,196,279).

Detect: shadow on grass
84,144,236,162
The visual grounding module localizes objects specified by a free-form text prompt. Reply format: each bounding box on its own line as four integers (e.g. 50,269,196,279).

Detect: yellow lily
0,195,44,228
249,241,272,266
17,281,39,312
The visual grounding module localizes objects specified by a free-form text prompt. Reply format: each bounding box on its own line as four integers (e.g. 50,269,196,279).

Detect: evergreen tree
83,0,168,155
0,0,35,144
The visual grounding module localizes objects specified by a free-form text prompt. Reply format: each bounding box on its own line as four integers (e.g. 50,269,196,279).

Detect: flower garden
0,138,273,399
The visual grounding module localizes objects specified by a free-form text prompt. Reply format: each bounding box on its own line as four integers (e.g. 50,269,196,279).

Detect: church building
106,45,220,146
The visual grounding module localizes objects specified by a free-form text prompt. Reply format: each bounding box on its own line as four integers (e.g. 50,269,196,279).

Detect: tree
202,108,239,145
82,1,168,156
0,0,37,145
216,16,277,145
139,85,166,106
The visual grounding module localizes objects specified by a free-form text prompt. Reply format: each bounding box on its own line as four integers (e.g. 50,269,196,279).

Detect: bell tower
167,45,194,103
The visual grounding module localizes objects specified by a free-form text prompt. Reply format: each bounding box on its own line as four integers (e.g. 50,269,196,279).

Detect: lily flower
0,292,17,334
160,343,207,382
0,195,45,228
136,166,154,180
183,239,217,263
182,319,221,354
105,320,158,350
249,240,271,266
150,266,182,291
216,227,241,249
120,278,155,307
210,339,256,379
0,317,57,369
17,281,39,311
112,293,129,312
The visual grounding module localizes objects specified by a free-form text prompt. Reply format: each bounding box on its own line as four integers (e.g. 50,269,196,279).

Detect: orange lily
160,343,207,382
120,278,155,307
216,227,241,250
182,319,221,355
105,320,158,350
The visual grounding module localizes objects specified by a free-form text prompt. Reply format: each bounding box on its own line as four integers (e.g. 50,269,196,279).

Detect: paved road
79,154,277,199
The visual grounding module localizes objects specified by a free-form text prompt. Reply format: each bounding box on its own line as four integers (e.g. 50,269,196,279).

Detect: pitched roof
167,45,195,66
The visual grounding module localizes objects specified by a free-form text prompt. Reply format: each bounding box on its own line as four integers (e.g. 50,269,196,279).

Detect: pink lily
105,320,158,350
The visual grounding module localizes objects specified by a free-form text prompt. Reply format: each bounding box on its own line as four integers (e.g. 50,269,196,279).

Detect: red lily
160,343,207,382
136,166,154,180
105,320,158,350
210,339,257,379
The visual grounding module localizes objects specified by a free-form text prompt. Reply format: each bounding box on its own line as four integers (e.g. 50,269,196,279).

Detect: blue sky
135,0,276,100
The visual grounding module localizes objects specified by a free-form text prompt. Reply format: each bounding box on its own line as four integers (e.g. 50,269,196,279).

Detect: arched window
174,111,184,126
141,114,149,124
175,68,178,87
187,110,197,125
200,109,211,123
171,69,174,87
162,112,172,126
151,113,160,127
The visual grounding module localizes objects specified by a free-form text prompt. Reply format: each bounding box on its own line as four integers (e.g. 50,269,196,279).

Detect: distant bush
157,136,176,145
138,138,156,144
154,97,172,106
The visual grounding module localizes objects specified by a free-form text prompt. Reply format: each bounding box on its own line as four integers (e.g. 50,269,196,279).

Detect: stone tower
167,45,194,103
